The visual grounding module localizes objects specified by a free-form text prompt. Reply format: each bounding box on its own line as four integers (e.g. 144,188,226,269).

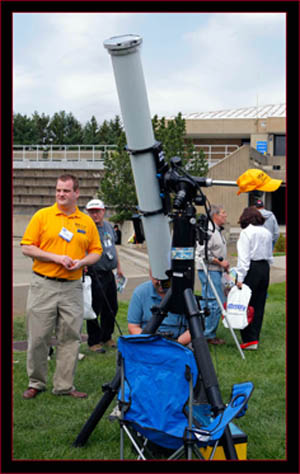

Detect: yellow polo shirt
21,203,102,280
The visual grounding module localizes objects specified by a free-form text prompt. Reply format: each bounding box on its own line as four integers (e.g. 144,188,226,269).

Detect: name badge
103,232,113,248
59,227,74,242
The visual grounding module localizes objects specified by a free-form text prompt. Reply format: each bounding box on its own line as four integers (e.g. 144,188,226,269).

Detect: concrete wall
12,164,140,241
185,116,285,138
196,145,250,227
13,167,104,237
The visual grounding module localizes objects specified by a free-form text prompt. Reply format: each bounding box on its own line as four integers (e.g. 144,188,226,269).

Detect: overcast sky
13,12,286,126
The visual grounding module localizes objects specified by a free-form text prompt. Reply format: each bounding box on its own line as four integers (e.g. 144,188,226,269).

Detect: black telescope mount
73,154,238,459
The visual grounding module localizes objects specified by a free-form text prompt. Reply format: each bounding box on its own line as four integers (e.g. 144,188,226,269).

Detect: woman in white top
236,207,273,350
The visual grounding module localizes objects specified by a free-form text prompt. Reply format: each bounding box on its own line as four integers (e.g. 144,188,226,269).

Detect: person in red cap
85,199,124,353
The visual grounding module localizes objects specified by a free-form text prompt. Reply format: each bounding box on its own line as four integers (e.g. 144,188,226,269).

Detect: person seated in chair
127,269,191,345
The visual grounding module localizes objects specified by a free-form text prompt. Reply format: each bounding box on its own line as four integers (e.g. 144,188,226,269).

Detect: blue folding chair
117,334,254,460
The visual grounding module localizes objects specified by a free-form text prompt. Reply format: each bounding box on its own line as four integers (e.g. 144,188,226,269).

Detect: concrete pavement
13,238,286,316
13,239,150,315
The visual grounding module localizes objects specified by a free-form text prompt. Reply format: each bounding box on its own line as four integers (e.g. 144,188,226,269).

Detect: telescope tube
104,34,171,280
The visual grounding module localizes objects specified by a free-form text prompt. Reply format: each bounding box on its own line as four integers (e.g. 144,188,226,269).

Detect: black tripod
140,203,238,460
73,189,238,459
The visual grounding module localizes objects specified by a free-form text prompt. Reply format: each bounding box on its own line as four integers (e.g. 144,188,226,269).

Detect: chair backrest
118,335,198,447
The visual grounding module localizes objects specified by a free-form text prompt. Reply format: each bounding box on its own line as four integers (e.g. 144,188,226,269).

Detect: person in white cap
85,199,124,353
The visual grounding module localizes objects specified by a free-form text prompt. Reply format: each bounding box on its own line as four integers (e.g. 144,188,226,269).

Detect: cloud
183,14,285,77
13,12,286,124
150,12,286,115
13,65,39,95
13,13,135,122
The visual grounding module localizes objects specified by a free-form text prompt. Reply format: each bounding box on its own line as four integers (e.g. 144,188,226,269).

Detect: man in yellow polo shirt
21,174,102,400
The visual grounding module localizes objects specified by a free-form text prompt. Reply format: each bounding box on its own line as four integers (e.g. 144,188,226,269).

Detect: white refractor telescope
104,34,171,281
72,35,243,453
103,34,237,281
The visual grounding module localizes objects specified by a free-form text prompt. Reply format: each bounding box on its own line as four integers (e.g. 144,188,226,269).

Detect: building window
274,135,286,156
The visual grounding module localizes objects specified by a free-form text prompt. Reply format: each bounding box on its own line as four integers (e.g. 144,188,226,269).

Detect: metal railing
13,144,117,162
13,143,239,165
194,144,239,167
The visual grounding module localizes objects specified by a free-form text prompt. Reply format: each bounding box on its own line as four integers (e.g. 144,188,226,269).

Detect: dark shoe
104,339,117,348
23,387,42,399
89,344,106,354
67,390,88,399
207,337,226,345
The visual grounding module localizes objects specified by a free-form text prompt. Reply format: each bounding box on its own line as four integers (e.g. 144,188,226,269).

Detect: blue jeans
198,270,225,339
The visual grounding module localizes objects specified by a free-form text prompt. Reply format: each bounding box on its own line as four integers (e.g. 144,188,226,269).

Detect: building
181,103,286,228
13,103,286,239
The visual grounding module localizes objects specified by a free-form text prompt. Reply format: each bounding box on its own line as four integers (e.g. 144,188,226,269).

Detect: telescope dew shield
104,34,171,280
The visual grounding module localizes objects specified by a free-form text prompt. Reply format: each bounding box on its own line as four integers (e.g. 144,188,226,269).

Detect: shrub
274,233,286,253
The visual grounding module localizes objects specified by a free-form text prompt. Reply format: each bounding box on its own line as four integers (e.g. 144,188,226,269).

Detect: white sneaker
109,405,121,422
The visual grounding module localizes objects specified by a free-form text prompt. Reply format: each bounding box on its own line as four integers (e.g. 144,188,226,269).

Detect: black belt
33,271,73,282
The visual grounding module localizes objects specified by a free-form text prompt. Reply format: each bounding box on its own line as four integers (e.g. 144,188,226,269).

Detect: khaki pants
26,273,83,394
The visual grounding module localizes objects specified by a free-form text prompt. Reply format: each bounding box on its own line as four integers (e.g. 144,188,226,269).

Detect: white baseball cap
86,199,105,210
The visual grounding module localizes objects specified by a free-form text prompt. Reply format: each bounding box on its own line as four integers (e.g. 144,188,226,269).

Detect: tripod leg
141,287,172,334
184,288,238,460
185,289,223,410
199,258,245,359
73,291,171,447
73,368,121,447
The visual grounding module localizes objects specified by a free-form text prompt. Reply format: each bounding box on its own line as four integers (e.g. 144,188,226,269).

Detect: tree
13,113,36,144
98,115,123,144
184,139,209,177
98,113,208,222
65,112,83,144
152,113,186,162
31,111,51,144
82,116,99,144
97,120,111,143
48,111,68,144
108,115,123,143
98,133,137,223
48,111,83,144
152,113,208,177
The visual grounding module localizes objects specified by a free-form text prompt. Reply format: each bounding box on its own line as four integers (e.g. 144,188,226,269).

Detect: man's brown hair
57,174,79,191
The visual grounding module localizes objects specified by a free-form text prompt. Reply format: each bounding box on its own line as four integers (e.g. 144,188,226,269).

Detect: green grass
13,285,286,460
